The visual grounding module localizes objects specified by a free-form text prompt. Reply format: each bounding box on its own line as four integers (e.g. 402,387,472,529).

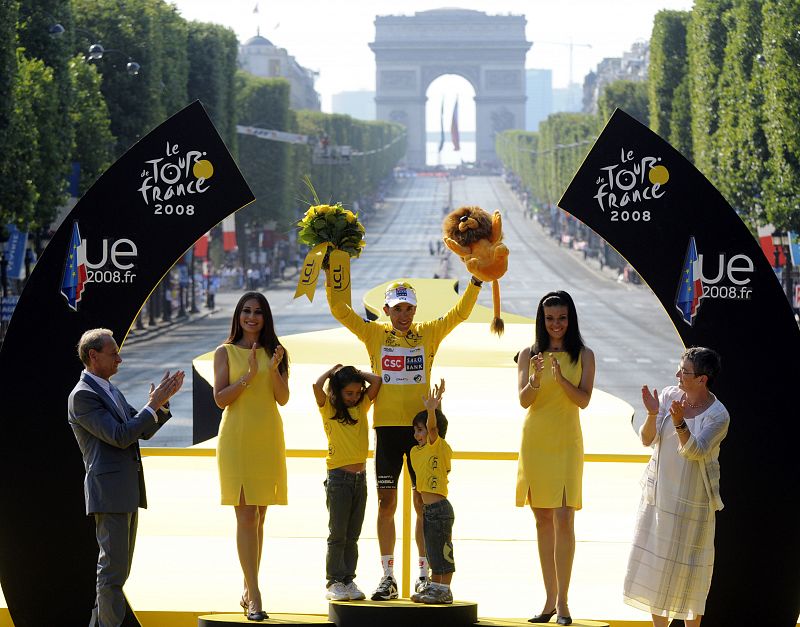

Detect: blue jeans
325,468,367,586
423,499,455,575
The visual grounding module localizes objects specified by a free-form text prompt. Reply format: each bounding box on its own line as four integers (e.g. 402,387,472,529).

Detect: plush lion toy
442,205,509,335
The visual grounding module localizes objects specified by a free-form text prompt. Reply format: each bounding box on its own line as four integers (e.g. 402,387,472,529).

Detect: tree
69,55,115,195
762,0,800,231
715,0,768,229
187,22,239,151
688,0,733,178
17,0,75,231
598,80,650,128
649,10,692,158
72,0,188,156
0,0,22,228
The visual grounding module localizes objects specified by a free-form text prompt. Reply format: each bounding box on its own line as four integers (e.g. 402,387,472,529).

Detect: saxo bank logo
60,221,138,311
675,236,754,326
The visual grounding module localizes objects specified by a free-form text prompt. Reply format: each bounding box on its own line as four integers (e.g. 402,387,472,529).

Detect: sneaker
326,582,349,601
344,581,366,601
420,585,453,605
370,575,398,601
410,577,431,602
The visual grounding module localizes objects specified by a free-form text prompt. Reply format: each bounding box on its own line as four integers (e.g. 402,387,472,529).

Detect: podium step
477,620,609,626
198,613,333,625
328,599,478,627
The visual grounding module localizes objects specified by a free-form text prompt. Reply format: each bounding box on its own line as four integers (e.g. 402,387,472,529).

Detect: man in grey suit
68,328,185,627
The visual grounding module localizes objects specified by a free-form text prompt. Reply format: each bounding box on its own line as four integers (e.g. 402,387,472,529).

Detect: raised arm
426,278,482,345
423,379,445,444
359,369,383,401
313,364,341,407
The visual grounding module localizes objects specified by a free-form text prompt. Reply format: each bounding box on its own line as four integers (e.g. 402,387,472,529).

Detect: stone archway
370,8,530,166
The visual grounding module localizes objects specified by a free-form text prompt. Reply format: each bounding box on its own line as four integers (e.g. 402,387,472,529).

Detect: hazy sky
167,0,694,130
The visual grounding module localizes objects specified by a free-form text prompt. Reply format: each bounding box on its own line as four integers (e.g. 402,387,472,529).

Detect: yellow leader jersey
328,281,480,427
410,436,452,497
319,396,371,470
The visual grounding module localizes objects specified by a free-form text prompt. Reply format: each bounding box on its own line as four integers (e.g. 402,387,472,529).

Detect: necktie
109,384,127,419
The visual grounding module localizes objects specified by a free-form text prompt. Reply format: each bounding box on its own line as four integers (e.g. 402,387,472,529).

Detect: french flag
60,222,88,311
675,236,704,325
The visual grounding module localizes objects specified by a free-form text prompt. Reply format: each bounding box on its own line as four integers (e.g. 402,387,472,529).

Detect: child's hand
329,364,343,377
422,379,445,410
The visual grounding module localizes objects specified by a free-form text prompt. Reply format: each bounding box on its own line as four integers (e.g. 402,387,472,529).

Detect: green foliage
598,80,649,127
668,77,693,160
649,10,691,153
72,0,188,156
715,0,768,228
496,113,598,208
688,0,733,177
762,0,800,231
0,53,43,230
235,70,293,234
291,110,406,214
0,0,21,226
69,55,115,195
187,21,238,151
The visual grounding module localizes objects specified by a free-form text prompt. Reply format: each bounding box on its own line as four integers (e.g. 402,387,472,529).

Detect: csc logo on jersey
382,355,405,371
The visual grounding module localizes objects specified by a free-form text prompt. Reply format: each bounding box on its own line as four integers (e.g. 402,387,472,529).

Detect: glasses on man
679,368,698,376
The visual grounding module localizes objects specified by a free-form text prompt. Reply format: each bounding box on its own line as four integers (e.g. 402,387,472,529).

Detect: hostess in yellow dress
217,344,288,506
516,350,584,509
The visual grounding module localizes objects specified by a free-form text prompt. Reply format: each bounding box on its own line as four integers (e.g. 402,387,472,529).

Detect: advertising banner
0,101,254,627
558,109,800,627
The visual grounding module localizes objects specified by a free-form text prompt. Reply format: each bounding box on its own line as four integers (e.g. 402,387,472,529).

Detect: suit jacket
68,372,171,515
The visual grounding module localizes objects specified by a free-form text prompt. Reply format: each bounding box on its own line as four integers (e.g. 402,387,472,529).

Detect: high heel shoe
246,599,268,622
556,615,572,626
528,608,556,623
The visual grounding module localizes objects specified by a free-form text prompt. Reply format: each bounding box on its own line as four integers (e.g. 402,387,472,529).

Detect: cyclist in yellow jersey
325,271,482,600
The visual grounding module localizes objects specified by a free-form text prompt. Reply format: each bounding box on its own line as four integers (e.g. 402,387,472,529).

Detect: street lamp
85,44,141,76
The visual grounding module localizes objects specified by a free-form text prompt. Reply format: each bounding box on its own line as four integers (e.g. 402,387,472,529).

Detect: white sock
438,582,450,590
418,556,429,578
381,555,394,578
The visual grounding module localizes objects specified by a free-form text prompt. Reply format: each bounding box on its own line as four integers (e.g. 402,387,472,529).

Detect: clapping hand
149,370,185,408
246,343,259,380
641,385,659,415
271,345,285,372
550,353,563,383
669,399,686,424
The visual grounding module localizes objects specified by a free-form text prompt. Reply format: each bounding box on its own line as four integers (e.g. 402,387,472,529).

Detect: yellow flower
315,204,334,214
344,210,356,223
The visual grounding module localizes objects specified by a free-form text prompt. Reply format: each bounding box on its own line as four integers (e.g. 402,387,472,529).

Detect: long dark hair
532,290,585,364
328,366,365,425
226,291,289,376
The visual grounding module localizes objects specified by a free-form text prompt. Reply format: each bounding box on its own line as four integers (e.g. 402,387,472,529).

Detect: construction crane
533,40,593,85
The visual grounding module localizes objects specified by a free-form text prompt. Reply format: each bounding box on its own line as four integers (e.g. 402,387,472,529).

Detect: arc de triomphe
370,9,531,167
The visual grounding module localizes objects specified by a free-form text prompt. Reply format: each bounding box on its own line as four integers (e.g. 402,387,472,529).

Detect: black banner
559,110,800,627
0,101,254,627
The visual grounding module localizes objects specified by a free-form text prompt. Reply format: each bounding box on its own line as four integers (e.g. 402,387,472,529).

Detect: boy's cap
385,282,417,307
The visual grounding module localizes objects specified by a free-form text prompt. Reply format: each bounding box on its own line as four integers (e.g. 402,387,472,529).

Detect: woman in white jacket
623,347,729,627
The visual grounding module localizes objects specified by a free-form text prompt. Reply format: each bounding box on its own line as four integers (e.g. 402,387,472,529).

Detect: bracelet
674,420,687,431
239,377,249,388
528,376,540,389
471,276,483,286
647,411,658,416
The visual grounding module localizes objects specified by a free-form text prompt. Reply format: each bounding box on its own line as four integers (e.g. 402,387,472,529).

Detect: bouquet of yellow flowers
296,203,366,269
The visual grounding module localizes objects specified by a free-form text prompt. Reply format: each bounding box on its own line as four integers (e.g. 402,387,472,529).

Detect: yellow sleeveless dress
516,350,584,509
217,344,288,506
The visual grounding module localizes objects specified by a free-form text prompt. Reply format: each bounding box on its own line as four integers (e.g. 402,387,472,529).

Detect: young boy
409,379,455,605
326,273,482,599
